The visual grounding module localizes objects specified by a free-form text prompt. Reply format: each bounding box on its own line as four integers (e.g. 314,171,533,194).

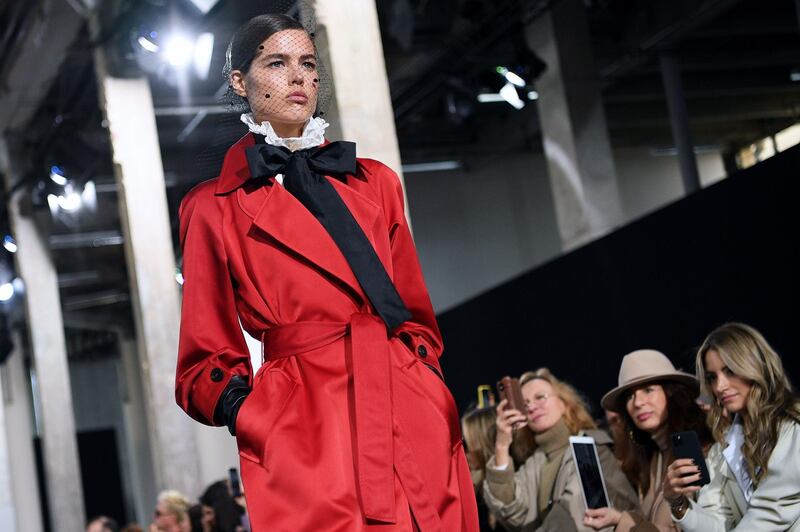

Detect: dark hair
200,480,243,532
187,504,204,532
614,381,712,495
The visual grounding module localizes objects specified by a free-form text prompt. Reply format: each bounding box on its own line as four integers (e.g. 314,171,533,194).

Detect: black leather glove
214,375,250,435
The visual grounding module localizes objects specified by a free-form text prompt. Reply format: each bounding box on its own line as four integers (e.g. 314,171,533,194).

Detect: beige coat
483,429,639,532
677,420,800,531
615,451,679,532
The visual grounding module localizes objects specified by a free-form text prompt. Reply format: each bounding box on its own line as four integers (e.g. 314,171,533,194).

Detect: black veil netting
193,0,333,181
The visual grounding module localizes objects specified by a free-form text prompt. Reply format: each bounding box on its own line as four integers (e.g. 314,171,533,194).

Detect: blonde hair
462,407,497,465
697,323,800,486
157,490,191,523
512,368,597,460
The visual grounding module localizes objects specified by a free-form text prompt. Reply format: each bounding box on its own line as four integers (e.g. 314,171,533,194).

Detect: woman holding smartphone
584,350,712,531
482,369,638,531
665,323,800,530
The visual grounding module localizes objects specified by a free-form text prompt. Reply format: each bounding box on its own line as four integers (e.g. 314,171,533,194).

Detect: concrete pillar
0,361,19,531
660,52,700,194
315,0,406,190
118,336,157,525
0,329,45,532
524,0,624,250
92,63,201,495
0,138,85,531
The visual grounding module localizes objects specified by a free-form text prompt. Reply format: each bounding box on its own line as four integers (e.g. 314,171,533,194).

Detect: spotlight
0,282,14,303
499,82,525,110
49,165,68,186
3,236,17,254
496,66,526,88
175,270,185,285
193,32,215,80
164,34,194,68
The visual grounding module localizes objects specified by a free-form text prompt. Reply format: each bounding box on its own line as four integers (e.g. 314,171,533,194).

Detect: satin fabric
176,133,479,531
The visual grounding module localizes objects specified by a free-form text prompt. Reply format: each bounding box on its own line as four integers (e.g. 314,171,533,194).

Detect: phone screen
572,443,609,509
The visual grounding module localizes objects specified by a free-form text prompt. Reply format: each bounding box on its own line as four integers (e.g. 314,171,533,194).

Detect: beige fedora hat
601,349,698,412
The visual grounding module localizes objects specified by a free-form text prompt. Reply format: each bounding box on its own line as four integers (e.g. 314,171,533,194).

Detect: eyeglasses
525,393,549,406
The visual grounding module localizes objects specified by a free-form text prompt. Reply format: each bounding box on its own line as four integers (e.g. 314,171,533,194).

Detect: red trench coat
176,133,479,531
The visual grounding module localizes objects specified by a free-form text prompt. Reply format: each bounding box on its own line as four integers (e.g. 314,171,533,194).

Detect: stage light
0,283,14,302
164,34,194,67
137,35,160,53
499,82,525,110
185,0,220,14
175,271,185,285
528,90,539,100
3,236,17,254
49,166,68,185
496,66,526,88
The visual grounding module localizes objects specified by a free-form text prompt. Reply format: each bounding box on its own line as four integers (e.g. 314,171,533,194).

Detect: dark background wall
438,144,799,415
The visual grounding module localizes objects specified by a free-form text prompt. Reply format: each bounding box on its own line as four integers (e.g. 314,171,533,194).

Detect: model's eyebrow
262,53,316,61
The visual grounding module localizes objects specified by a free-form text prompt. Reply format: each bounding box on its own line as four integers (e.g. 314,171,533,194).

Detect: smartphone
569,436,611,510
496,377,525,413
671,431,710,486
229,467,242,497
477,384,495,409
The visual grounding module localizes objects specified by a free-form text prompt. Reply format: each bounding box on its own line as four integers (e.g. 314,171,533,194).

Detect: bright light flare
164,35,194,67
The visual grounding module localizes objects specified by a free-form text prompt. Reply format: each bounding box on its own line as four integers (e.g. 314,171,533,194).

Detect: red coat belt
261,313,396,524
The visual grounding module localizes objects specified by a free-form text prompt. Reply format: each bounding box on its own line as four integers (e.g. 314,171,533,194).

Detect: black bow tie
245,140,357,188
244,137,411,331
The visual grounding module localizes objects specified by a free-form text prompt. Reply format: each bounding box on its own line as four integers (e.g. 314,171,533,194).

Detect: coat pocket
235,367,298,467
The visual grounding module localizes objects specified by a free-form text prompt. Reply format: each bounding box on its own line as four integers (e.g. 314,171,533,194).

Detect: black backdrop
438,144,799,415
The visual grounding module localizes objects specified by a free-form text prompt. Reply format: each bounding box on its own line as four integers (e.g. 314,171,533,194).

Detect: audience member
86,515,119,532
665,323,800,530
153,490,192,532
482,368,639,531
584,349,712,531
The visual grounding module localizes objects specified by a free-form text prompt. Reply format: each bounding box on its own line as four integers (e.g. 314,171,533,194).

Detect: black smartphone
671,431,710,487
229,467,242,497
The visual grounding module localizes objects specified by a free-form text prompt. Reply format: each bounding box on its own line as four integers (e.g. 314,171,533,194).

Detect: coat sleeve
175,183,253,425
731,421,800,531
377,164,445,372
672,443,733,532
482,455,537,530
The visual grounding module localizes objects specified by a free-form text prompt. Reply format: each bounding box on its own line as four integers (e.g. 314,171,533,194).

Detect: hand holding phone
497,377,525,413
671,431,710,487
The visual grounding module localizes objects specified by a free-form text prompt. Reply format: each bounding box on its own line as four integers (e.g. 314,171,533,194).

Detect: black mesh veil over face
223,3,332,120
193,1,333,181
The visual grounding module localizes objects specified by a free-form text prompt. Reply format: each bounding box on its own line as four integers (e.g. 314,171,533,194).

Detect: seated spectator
483,368,639,531
86,515,119,532
666,323,800,530
153,490,192,532
584,349,712,531
200,480,246,532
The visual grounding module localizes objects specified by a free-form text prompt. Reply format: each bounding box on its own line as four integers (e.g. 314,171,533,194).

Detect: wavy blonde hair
511,368,597,460
697,323,800,486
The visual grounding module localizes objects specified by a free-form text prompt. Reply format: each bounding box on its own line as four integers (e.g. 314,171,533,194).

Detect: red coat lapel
215,133,388,298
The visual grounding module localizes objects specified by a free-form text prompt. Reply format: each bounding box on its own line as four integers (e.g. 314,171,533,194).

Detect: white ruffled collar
240,113,329,152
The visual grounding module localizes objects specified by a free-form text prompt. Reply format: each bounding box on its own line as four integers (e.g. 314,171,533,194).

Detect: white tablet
569,436,611,510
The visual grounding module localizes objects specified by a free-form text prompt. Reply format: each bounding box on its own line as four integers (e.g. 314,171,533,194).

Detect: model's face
704,349,752,415
625,383,668,434
230,29,319,137
522,379,566,433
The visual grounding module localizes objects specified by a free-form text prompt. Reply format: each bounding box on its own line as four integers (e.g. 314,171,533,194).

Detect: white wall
404,152,562,313
615,147,726,222
403,147,726,313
